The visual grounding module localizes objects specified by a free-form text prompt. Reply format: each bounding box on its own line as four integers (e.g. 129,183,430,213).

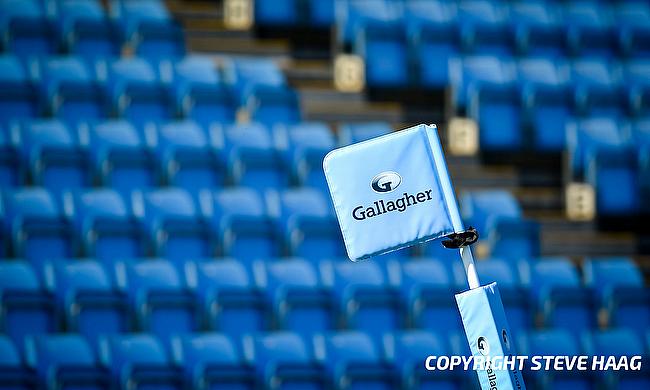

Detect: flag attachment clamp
441,226,479,249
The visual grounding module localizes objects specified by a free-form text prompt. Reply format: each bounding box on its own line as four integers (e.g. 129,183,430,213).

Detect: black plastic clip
441,227,479,249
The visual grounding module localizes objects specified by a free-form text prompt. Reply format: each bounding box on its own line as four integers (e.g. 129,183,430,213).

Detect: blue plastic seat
586,145,639,217
211,188,277,261
156,120,224,191
356,21,409,88
323,260,399,337
124,259,196,338
570,58,626,118
223,123,287,190
106,58,172,126
260,259,332,336
173,333,254,390
469,83,522,152
0,262,55,344
307,0,335,27
19,120,87,193
139,188,213,261
193,260,265,336
0,124,19,187
487,217,540,260
564,1,616,58
173,56,235,126
279,122,336,191
246,84,301,126
274,188,345,260
510,2,564,57
100,334,182,390
616,2,650,58
0,0,55,57
40,56,104,124
335,0,403,50
56,0,120,59
0,55,37,123
250,332,325,389
460,190,521,235
26,334,108,390
634,119,650,214
4,189,72,262
0,335,34,389
223,57,286,105
51,260,128,340
319,331,396,390
529,258,594,335
338,122,392,146
395,259,460,333
624,59,650,117
584,258,649,336
449,55,516,112
88,120,156,195
457,0,511,55
255,0,297,26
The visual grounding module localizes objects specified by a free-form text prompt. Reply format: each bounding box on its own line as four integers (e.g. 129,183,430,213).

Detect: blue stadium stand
249,332,325,389
616,2,650,58
0,0,55,57
26,334,109,390
0,55,37,124
457,0,511,56
624,59,650,117
87,120,156,195
39,56,105,124
337,121,392,146
0,335,34,389
487,217,541,260
528,258,595,336
0,123,19,187
564,1,617,58
323,260,399,338
318,331,396,390
155,120,223,191
254,0,297,27
172,333,254,390
246,84,301,126
138,188,213,261
583,329,650,389
570,58,626,118
510,2,564,57
210,187,278,261
256,258,332,336
335,0,402,51
4,188,72,262
469,82,522,153
584,257,649,336
222,57,287,105
193,259,265,336
19,120,87,193
460,189,521,235
272,188,345,260
356,20,409,88
123,259,196,338
50,260,128,340
99,333,182,390
0,262,56,344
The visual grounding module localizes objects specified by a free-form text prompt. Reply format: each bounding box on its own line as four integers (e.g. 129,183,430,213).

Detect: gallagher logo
371,171,402,193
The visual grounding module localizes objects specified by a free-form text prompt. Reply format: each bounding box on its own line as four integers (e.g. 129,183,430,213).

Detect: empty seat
88,120,156,195
124,259,197,337
193,260,265,336
223,123,287,190
0,335,34,389
19,120,87,193
469,83,522,152
249,332,325,389
173,333,254,389
449,55,516,112
273,188,345,260
460,190,521,235
356,21,409,88
624,59,650,117
0,0,55,57
223,57,286,105
26,334,109,390
586,144,639,217
338,122,392,146
0,124,19,187
616,2,650,58
71,189,142,259
0,55,37,123
246,84,301,126
307,0,335,27
56,0,120,59
4,188,72,262
509,2,564,57
335,0,402,50
319,331,396,390
210,188,277,261
51,260,128,340
258,259,332,336
0,262,55,344
254,0,297,26
487,218,541,260
564,1,616,58
139,188,213,261
570,58,626,118
156,121,224,191
100,334,182,390
457,0,511,55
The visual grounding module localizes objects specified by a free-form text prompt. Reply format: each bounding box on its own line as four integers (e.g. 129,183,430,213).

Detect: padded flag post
323,124,525,390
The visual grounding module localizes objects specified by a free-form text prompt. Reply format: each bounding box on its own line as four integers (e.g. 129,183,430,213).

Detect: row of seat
0,55,301,127
0,257,646,344
0,0,184,60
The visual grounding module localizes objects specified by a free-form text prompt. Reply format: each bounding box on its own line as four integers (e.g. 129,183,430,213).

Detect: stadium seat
487,218,541,260
99,334,182,390
460,190,521,236
356,21,409,88
40,56,105,124
624,59,650,117
123,259,197,337
26,334,109,390
323,260,399,337
139,188,213,261
51,260,128,340
19,120,87,193
338,122,392,146
0,335,34,389
254,0,297,26
222,57,286,105
258,259,332,335
210,187,277,261
87,120,156,195
246,84,301,126
249,332,325,389
0,262,56,344
105,58,172,126
307,0,335,27
0,55,37,123
0,0,55,57
469,83,523,152
193,260,265,336
529,258,595,335
570,58,626,118
616,2,650,58
586,146,640,217
335,0,403,50
56,0,120,59
318,331,396,390
564,1,617,58
583,258,649,335
4,188,72,262
0,124,19,187
223,123,287,190
457,0,511,55
510,2,564,57
156,121,224,191
273,188,345,260
173,333,254,389
449,55,517,112
385,331,460,390
394,259,460,333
